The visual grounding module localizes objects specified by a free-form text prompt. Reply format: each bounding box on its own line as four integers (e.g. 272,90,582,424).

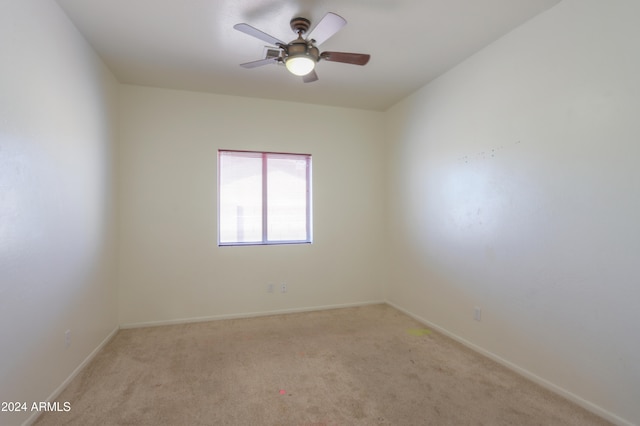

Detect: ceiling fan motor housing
286,36,319,62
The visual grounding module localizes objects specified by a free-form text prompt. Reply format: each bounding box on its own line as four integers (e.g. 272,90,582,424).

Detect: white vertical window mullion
305,155,312,242
262,153,269,243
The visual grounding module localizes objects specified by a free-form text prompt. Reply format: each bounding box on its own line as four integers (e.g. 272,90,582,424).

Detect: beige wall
0,1,119,424
117,86,387,326
386,0,640,424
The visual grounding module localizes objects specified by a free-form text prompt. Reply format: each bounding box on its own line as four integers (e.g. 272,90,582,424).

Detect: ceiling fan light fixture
235,12,369,83
285,55,315,76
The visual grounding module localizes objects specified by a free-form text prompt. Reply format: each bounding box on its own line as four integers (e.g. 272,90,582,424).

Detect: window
218,150,312,246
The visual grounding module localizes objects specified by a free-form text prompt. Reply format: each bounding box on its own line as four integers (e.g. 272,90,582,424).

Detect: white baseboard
120,300,385,329
23,325,120,426
385,301,632,426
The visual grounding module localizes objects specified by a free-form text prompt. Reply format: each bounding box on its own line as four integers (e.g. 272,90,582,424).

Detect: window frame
217,149,312,246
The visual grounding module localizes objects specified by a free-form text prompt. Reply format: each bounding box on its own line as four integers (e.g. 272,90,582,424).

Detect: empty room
1,0,639,425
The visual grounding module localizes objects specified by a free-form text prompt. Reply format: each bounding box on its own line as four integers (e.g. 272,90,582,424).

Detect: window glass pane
219,152,263,243
218,150,311,246
267,155,309,241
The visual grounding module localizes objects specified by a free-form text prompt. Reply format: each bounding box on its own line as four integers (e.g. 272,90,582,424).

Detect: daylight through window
218,150,312,245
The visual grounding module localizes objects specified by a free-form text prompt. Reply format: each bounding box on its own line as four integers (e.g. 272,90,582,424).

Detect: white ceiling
55,0,561,111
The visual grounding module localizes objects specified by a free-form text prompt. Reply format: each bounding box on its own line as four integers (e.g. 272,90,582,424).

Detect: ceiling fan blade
302,70,319,83
307,12,346,46
234,23,285,46
240,57,279,68
320,51,370,66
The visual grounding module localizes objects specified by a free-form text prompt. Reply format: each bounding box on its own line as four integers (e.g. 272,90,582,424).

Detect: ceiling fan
233,12,370,83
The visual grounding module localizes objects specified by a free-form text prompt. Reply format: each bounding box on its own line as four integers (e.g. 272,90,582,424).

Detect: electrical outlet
65,329,71,348
474,307,482,322
281,282,287,293
267,283,274,293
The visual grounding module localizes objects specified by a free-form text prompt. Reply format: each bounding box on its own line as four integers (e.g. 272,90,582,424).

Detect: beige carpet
35,304,609,425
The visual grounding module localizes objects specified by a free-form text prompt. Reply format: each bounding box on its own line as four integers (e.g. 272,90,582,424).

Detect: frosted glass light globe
285,56,315,76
